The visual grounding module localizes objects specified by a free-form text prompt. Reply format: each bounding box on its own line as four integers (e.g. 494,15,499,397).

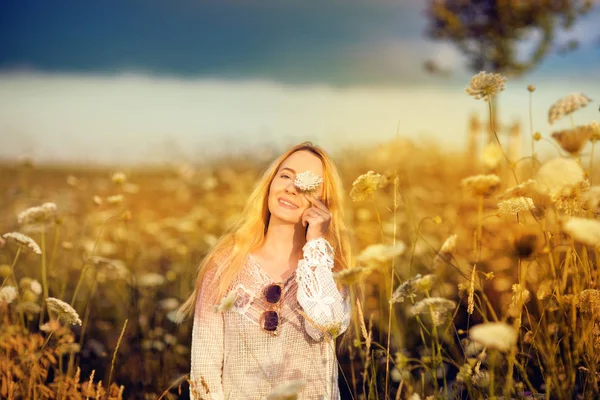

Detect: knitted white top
190,237,352,400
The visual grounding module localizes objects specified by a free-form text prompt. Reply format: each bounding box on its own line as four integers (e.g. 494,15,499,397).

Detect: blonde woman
179,142,354,399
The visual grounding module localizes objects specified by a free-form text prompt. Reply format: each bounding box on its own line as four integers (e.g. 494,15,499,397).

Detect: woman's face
267,150,325,225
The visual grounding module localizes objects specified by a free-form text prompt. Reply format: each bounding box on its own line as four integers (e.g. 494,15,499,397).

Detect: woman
179,142,354,399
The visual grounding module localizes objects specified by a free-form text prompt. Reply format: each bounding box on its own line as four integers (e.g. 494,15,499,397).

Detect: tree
425,0,594,77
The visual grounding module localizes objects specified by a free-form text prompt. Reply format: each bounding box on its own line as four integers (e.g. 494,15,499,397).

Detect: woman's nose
284,181,298,194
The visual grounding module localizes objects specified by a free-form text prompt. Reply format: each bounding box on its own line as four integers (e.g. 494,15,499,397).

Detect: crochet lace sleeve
295,237,352,341
190,266,225,400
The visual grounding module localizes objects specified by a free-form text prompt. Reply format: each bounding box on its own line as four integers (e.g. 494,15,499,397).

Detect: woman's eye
280,174,291,179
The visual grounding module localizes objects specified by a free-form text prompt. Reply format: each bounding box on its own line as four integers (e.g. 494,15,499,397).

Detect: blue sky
0,0,599,164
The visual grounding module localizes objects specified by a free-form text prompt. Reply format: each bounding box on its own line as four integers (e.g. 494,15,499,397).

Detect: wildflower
293,171,323,192
577,289,600,315
40,320,61,333
466,71,507,100
2,232,42,254
563,217,600,246
533,132,542,141
456,363,473,382
471,370,490,388
106,194,124,205
390,274,421,304
167,310,185,324
509,283,531,313
527,84,536,93
357,242,406,265
481,143,503,170
462,338,485,357
535,158,585,201
440,234,457,253
0,264,11,278
93,196,103,206
413,274,436,293
213,290,237,313
136,273,166,288
46,297,82,325
29,279,42,295
350,171,388,201
111,172,127,184
17,202,57,227
16,301,42,315
551,126,592,154
266,380,306,400
497,197,535,216
499,179,537,200
470,322,517,351
66,175,78,186
159,298,180,311
0,286,18,305
410,297,456,326
461,174,501,197
333,266,370,285
548,92,592,124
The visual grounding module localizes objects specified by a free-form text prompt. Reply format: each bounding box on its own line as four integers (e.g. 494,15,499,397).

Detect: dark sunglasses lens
262,311,279,331
264,284,282,303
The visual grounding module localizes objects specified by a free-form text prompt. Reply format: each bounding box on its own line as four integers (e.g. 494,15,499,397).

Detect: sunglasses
261,283,283,335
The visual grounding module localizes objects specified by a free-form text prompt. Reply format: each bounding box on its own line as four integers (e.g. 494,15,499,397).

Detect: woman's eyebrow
279,167,296,174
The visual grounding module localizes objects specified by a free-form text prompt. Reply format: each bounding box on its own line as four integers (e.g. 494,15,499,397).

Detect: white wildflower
563,217,600,246
350,171,388,201
534,158,585,201
213,290,237,313
357,242,406,265
2,232,42,254
29,279,42,295
497,197,535,216
17,202,57,227
0,286,18,305
46,297,82,326
548,92,592,125
159,298,180,311
499,179,537,200
106,194,124,205
293,171,324,192
111,172,127,184
136,273,165,288
470,322,517,351
481,142,503,170
461,174,501,197
440,234,457,253
551,125,593,155
410,297,456,326
333,266,371,285
266,380,306,400
466,71,507,101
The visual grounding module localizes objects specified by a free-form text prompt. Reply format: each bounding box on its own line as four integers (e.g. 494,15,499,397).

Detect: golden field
1,79,600,399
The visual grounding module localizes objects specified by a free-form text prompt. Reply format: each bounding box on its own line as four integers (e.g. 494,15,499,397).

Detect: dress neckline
247,253,297,285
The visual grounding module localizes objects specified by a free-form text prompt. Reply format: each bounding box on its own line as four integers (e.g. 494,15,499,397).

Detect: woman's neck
262,219,306,263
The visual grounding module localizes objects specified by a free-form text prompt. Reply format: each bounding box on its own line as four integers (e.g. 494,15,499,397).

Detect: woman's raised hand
301,194,331,242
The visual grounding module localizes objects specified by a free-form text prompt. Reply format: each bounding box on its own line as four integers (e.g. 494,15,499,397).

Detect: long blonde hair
178,142,353,317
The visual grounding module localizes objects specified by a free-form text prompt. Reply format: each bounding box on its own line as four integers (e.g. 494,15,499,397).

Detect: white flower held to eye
293,171,324,192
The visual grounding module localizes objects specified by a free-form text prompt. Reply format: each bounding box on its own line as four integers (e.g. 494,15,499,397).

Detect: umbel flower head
466,71,507,101
0,286,18,305
46,297,82,325
548,92,592,124
497,197,535,216
470,322,517,352
461,174,501,197
534,158,585,202
333,266,371,286
410,297,456,327
551,126,593,155
17,202,57,227
357,242,406,266
350,171,388,202
562,217,600,247
293,171,323,193
2,232,42,255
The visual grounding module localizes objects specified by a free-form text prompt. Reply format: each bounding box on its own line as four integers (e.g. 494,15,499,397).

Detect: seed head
470,322,517,351
2,232,42,254
548,92,592,125
461,174,501,197
466,71,507,101
46,297,82,325
350,171,388,202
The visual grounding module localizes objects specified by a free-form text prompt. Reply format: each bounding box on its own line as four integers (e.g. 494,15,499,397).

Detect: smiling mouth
278,198,299,209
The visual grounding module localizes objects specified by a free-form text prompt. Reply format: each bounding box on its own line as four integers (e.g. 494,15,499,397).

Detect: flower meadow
1,73,600,399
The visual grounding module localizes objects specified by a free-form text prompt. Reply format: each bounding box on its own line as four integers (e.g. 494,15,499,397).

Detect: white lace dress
190,237,351,400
